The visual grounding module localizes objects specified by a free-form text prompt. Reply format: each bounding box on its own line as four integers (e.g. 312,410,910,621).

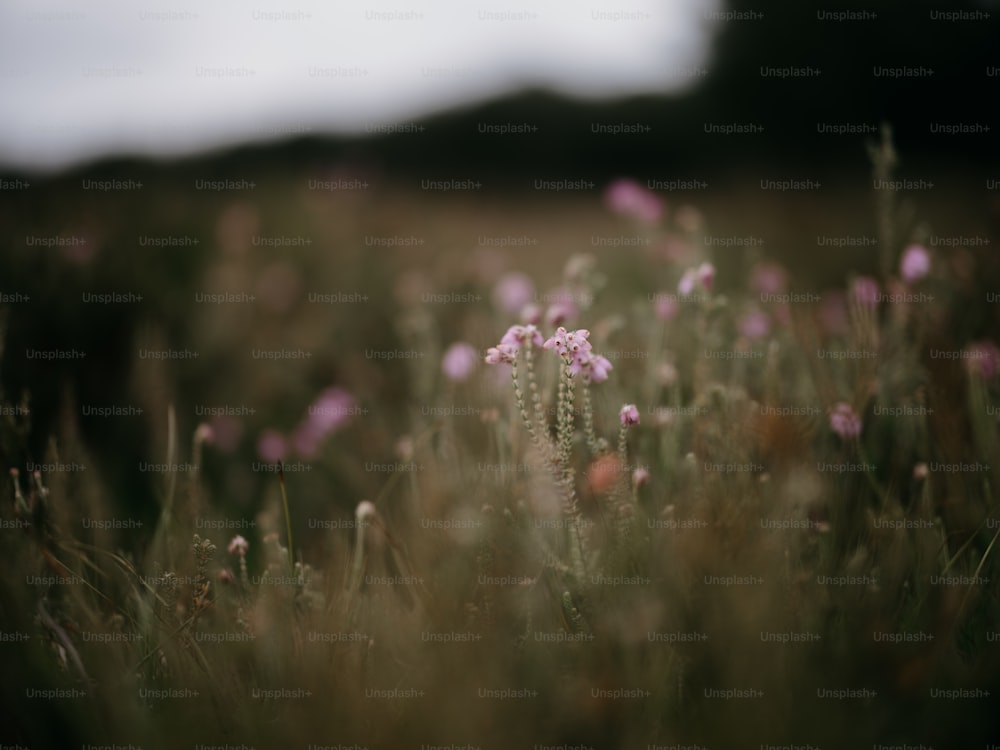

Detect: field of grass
1,131,999,748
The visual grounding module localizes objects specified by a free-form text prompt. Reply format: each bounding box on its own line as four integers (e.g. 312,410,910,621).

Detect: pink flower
738,309,771,339
484,344,518,365
544,290,579,327
228,535,249,556
678,262,715,296
257,429,288,463
604,178,664,225
632,467,651,489
620,404,640,426
520,303,543,325
750,262,789,295
697,262,716,291
441,342,479,382
900,245,931,284
493,272,535,314
850,276,880,308
654,295,679,321
543,327,591,357
292,387,356,457
570,352,613,382
963,340,1000,380
500,324,544,349
829,402,862,439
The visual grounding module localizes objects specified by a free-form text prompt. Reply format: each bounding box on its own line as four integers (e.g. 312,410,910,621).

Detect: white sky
0,0,719,171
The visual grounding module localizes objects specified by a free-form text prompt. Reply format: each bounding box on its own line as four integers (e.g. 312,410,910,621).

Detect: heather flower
632,467,651,489
520,303,543,325
441,342,479,382
356,500,377,521
620,404,640,426
484,344,518,365
493,272,535,314
900,244,931,284
654,294,679,321
571,351,613,382
293,387,356,457
678,262,715,296
228,535,249,556
850,276,880,308
829,402,862,439
604,178,664,225
257,429,288,463
544,290,579,327
738,309,771,339
500,324,545,349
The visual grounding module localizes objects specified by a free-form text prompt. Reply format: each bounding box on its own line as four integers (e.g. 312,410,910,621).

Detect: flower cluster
678,262,715,296
829,401,863,439
543,327,613,382
484,324,544,364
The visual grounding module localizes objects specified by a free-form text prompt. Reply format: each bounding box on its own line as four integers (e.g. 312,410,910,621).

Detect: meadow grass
1,134,999,748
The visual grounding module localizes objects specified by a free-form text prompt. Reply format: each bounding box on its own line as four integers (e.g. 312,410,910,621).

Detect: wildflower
829,402,862,439
493,272,535,314
500,324,544,349
620,404,640,426
738,309,771,339
850,276,880,308
257,429,288,463
441,342,479,382
654,295,679,321
544,290,580,327
293,387,356,458
228,535,249,556
520,303,543,325
484,344,518,365
913,463,929,481
632,467,651,489
604,178,664,225
679,262,715,296
570,351,613,382
899,244,931,284
657,362,678,387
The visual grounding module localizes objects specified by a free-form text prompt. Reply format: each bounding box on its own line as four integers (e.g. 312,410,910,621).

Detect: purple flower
850,276,880,308
484,344,518,365
291,387,356,458
493,272,535,314
654,294,679,321
632,467,651,489
441,342,479,382
544,289,579,327
738,309,771,340
228,535,249,556
829,402,862,439
620,404,640,426
900,244,931,284
679,262,715,296
500,324,544,349
257,429,288,463
604,178,664,225
570,352,613,382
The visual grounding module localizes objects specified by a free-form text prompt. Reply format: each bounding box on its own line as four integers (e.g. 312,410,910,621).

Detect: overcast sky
0,0,719,171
